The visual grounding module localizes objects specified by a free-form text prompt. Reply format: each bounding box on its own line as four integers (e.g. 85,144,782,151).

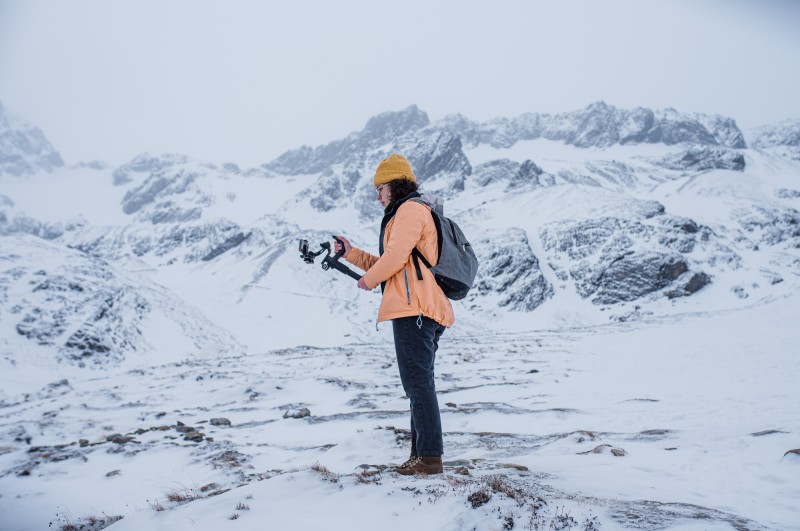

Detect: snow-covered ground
0,291,798,530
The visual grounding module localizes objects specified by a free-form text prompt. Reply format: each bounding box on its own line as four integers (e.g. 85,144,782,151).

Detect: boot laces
398,456,421,469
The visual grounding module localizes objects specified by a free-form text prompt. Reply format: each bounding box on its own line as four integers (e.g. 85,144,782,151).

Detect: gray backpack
410,196,478,300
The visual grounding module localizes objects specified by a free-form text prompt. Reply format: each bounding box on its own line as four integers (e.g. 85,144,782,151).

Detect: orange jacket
347,200,455,327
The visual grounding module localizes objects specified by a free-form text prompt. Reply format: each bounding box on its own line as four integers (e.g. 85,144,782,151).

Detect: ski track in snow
1,302,798,531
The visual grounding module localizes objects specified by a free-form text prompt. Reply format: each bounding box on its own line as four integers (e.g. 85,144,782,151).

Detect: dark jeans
392,315,446,457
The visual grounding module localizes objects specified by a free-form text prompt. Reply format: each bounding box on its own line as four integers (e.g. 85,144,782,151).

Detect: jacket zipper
403,269,411,304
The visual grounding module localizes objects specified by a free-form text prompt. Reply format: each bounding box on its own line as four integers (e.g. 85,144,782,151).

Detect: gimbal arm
299,236,361,282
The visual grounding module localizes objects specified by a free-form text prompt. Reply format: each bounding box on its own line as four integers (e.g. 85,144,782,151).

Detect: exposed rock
202,232,252,261
473,228,553,311
407,131,472,184
506,160,543,190
473,159,519,186
776,188,800,199
222,162,241,173
210,418,231,426
64,218,289,268
656,146,745,172
209,449,251,469
121,169,204,216
283,408,311,419
112,153,189,186
71,160,108,170
587,252,689,304
540,214,715,304
183,431,205,442
107,434,136,444
751,430,786,437
666,272,712,299
749,119,800,149
734,206,800,247
579,444,627,456
580,160,639,189
498,463,529,471
308,166,363,213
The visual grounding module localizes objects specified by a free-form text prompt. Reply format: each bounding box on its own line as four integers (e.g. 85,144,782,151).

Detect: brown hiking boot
394,456,443,476
396,455,418,470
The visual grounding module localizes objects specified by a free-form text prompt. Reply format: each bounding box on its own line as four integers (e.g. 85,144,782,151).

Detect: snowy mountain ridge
1,101,799,347
1,101,799,530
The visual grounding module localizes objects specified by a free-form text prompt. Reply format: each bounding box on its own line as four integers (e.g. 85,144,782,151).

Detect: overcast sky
1,0,799,167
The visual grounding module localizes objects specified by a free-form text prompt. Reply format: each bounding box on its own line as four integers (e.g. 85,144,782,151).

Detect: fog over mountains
1,100,799,530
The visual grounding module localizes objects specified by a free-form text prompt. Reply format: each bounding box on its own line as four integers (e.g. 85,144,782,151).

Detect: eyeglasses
375,184,389,195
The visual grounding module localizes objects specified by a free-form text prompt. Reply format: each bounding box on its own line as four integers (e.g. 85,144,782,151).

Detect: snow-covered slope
0,234,243,386
1,102,799,530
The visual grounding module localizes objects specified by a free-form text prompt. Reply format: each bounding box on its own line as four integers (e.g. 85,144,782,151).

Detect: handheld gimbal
299,236,361,281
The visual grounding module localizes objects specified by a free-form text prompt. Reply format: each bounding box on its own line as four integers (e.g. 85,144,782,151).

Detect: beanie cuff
374,154,416,186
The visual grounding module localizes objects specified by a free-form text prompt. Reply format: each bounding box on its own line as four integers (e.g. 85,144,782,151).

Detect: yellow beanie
374,153,416,186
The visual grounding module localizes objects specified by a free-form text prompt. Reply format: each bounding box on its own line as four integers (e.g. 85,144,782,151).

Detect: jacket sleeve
362,202,427,290
346,247,379,273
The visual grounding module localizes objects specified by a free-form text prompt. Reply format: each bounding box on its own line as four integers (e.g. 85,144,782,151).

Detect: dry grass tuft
467,487,492,508
354,469,382,484
310,461,340,483
165,488,202,503
147,499,166,512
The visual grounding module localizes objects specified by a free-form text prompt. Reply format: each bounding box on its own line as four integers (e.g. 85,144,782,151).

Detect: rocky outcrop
112,153,189,186
0,195,85,239
121,168,207,218
473,228,553,311
506,160,544,190
407,131,472,184
656,146,746,172
540,214,714,304
734,206,800,248
748,120,800,161
749,119,800,149
202,232,253,261
473,159,520,187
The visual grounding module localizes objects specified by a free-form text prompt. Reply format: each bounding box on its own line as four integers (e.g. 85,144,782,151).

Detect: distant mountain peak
749,119,800,148
0,100,64,176
360,104,429,141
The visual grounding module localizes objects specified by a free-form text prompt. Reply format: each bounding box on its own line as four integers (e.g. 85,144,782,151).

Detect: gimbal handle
322,236,361,281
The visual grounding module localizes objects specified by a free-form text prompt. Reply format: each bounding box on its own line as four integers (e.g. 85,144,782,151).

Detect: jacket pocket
403,269,411,305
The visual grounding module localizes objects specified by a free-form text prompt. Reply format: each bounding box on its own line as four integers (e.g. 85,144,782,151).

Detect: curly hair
388,178,419,203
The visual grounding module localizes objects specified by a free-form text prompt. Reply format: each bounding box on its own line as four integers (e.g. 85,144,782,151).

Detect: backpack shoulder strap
408,198,442,280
